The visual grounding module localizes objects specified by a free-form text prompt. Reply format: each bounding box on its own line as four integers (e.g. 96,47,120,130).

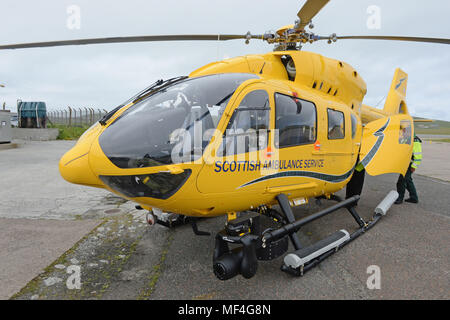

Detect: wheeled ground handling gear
212,190,399,280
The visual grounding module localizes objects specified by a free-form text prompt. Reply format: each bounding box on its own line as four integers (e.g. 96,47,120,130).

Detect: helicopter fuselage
59,50,410,218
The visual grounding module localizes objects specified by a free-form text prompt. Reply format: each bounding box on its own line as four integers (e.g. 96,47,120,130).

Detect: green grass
415,127,450,135
48,124,90,140
415,119,450,135
429,138,450,143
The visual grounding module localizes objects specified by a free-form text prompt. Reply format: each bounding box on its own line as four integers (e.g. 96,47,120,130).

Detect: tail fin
383,68,408,115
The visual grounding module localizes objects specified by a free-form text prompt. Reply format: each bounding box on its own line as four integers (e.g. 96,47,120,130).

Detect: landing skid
212,191,399,280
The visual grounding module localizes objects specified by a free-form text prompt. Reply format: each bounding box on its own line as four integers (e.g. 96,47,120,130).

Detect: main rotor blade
297,0,330,30
0,34,262,50
335,35,450,45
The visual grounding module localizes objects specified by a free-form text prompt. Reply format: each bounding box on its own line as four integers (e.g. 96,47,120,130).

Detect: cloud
0,0,449,120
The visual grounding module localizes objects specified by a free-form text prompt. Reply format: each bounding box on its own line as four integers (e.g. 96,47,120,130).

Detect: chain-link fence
47,107,109,127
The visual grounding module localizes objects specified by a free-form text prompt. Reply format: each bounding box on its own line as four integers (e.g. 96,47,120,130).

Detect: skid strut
274,191,398,276
276,194,302,250
212,196,361,280
264,195,362,276
211,191,398,280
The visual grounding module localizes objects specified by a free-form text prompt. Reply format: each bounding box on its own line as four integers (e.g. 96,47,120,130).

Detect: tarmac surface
0,140,449,300
0,218,98,300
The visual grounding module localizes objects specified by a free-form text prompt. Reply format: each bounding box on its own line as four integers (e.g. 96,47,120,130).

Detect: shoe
394,199,403,205
405,198,418,204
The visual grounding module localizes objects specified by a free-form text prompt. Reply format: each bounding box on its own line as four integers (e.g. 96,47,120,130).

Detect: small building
0,110,12,143
17,101,47,128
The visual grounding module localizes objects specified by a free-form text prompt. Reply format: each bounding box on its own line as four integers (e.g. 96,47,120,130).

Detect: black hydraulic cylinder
263,195,360,244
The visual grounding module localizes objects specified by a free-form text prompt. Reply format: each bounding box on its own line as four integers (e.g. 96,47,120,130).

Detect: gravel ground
2,140,449,300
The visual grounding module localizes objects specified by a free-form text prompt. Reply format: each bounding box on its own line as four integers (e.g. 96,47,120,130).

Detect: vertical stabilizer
383,68,408,115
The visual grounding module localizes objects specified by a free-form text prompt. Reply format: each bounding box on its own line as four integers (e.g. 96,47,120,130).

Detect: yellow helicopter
3,0,449,280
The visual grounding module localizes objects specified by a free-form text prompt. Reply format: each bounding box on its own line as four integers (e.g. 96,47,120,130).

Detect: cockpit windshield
99,73,259,169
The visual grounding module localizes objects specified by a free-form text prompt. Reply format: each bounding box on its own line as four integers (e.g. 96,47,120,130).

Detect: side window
351,114,357,139
218,90,270,156
328,109,345,140
275,93,316,148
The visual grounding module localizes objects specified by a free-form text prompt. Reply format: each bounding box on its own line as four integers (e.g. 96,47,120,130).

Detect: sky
0,0,449,120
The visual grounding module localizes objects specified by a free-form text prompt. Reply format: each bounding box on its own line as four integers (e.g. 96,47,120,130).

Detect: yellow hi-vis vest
411,138,422,169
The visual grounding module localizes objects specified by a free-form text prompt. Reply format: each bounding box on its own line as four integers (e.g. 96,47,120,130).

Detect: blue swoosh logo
237,167,356,189
395,77,406,90
359,118,390,168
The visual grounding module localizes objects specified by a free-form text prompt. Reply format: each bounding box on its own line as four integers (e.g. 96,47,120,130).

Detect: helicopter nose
59,144,103,188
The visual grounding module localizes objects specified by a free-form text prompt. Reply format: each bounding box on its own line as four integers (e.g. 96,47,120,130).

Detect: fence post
78,108,82,126
89,108,94,125
68,107,72,127
84,107,89,126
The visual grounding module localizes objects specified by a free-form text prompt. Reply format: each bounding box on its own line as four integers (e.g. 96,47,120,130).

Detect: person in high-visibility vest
395,135,422,204
346,160,366,206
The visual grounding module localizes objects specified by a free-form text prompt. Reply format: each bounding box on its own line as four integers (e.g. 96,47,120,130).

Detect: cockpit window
99,73,258,169
275,93,317,148
327,108,345,140
218,90,270,156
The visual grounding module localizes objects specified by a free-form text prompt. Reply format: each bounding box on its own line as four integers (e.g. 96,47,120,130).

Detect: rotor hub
263,22,339,50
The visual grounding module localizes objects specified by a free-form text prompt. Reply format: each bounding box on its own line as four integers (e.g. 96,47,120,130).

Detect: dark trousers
396,165,418,201
346,168,366,201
